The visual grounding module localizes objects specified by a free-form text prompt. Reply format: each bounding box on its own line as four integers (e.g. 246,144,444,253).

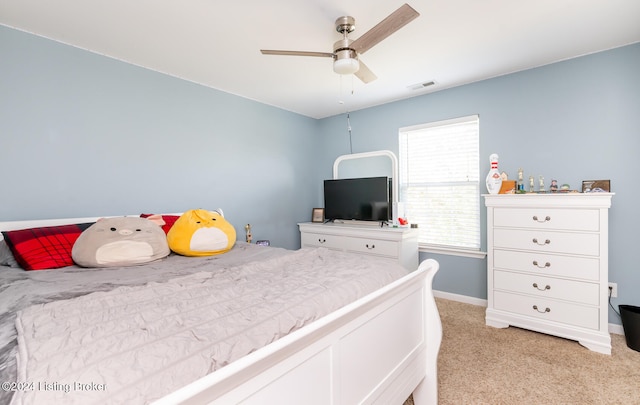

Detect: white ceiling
2,0,639,119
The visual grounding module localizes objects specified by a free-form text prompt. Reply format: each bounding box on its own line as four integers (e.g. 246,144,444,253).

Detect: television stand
298,222,419,271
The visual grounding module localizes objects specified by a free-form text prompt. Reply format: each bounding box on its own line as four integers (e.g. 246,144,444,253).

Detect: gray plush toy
72,216,169,268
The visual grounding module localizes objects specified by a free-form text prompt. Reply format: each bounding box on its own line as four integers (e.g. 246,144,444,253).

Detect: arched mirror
332,150,399,212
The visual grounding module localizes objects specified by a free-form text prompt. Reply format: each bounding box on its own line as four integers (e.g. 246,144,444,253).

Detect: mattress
1,244,407,404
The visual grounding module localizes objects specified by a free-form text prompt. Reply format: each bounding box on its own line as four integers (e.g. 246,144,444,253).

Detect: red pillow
2,223,93,270
140,214,180,235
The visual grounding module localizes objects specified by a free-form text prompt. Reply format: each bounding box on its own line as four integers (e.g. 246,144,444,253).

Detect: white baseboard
433,290,624,336
608,323,624,335
433,290,487,307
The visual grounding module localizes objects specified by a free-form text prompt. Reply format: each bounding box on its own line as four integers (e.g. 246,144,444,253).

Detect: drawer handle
532,305,551,313
318,238,326,244
532,238,551,245
365,244,375,250
532,260,551,268
532,215,551,223
532,283,551,291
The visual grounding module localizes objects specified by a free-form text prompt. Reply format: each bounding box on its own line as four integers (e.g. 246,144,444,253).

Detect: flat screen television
323,176,391,222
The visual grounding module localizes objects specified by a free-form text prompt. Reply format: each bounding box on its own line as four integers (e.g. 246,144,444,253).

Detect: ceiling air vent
408,81,436,91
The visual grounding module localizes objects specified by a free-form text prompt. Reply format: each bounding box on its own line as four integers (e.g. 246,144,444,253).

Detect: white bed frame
1,216,442,405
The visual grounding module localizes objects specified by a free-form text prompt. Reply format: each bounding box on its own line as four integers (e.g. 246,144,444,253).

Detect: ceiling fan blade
354,59,377,83
260,50,334,58
351,3,419,55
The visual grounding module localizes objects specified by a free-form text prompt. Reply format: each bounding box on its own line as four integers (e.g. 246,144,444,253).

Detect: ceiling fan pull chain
347,112,353,154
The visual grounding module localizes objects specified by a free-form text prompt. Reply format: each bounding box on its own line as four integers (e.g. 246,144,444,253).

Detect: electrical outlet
608,282,618,298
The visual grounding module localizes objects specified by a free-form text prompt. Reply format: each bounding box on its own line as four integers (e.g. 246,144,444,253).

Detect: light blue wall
0,25,322,249
318,43,640,325
2,24,638,325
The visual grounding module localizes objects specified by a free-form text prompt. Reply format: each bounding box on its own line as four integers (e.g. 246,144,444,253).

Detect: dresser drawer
344,238,399,257
494,229,599,256
300,233,344,250
493,249,600,281
494,291,599,330
494,208,599,231
494,270,599,305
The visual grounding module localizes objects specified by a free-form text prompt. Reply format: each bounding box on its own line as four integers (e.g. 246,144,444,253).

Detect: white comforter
11,247,406,405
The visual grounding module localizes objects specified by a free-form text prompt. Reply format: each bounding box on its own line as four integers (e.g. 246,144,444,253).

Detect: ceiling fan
260,3,419,83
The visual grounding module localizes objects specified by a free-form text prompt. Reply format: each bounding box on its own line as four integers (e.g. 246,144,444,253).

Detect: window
399,115,481,256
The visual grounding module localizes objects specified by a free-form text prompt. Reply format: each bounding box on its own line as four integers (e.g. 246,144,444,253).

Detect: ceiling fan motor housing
333,38,357,57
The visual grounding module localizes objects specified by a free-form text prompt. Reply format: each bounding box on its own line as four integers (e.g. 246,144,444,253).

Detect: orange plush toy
167,209,236,256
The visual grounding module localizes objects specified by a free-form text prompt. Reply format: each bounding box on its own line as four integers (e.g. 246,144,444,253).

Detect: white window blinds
399,115,480,251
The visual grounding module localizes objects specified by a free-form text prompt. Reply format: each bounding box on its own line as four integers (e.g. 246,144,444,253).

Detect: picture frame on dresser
582,179,610,193
311,208,324,223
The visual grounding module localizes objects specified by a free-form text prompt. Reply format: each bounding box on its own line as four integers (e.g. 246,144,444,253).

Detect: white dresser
298,222,419,271
484,193,613,354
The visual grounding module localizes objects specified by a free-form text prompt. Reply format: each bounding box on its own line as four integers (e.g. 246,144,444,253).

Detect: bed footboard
154,258,441,405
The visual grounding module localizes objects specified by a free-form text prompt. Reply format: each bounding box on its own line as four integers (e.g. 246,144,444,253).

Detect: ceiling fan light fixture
333,57,360,75
333,47,359,75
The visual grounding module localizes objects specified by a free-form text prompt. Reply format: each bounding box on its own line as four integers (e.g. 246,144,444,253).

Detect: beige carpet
404,298,640,405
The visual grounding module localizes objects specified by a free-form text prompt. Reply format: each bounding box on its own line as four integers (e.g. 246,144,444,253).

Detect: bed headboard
0,214,183,240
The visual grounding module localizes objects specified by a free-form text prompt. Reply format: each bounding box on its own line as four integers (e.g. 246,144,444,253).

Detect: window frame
399,115,486,259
